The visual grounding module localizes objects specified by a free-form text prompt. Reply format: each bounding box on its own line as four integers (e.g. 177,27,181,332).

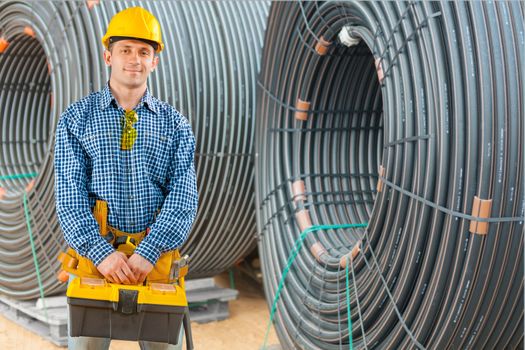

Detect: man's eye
141,51,150,56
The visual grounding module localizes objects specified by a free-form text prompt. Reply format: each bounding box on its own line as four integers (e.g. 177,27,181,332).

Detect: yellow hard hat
102,7,164,53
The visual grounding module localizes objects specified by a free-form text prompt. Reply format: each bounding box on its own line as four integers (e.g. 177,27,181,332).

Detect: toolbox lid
66,277,188,307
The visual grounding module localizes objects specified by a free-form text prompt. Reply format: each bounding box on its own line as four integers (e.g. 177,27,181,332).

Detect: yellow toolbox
66,276,192,347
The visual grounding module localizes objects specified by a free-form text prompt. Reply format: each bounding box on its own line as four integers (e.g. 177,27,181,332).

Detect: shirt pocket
143,131,171,186
82,131,117,160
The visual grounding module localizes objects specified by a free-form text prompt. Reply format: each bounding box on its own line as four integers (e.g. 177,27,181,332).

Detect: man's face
103,39,159,89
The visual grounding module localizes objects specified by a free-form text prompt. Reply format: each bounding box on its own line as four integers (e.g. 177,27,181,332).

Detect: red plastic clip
24,26,36,38
0,37,9,54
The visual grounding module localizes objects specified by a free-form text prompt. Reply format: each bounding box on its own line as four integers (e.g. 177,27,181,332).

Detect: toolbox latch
116,289,138,314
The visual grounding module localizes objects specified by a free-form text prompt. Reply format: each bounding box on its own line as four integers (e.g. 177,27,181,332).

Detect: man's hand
97,251,137,284
128,253,154,284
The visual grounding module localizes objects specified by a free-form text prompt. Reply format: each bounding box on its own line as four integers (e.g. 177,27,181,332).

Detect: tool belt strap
94,199,147,242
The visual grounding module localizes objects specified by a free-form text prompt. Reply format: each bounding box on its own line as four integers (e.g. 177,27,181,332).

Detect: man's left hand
128,253,154,284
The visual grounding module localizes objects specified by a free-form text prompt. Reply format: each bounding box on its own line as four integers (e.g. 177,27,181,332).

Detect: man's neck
109,80,146,111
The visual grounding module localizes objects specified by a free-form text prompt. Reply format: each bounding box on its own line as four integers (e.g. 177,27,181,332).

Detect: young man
54,7,198,350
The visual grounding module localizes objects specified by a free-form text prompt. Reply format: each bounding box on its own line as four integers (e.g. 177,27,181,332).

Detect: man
54,6,198,350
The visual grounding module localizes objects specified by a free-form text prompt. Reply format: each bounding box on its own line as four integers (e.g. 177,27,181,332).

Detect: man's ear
151,55,159,71
103,49,111,66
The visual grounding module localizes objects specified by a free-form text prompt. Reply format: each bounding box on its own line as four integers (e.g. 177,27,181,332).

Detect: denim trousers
67,276,184,350
67,330,184,350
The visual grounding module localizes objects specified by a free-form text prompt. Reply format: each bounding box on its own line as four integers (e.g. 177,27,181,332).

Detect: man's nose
129,51,140,63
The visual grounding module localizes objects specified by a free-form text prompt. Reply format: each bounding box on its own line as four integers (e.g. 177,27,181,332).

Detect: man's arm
54,113,137,284
54,113,115,265
132,120,199,268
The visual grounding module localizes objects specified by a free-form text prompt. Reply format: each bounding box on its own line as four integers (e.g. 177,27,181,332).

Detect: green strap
23,192,48,321
346,257,353,350
261,223,367,349
229,268,236,290
0,172,38,181
189,301,213,308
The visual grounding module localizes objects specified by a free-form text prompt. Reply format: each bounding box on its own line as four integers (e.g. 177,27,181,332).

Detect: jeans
67,330,184,350
67,276,184,350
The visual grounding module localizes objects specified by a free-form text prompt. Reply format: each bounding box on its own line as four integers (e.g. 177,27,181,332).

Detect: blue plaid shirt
54,84,198,266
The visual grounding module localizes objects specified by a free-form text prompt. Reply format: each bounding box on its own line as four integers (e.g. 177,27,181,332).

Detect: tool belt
57,200,189,285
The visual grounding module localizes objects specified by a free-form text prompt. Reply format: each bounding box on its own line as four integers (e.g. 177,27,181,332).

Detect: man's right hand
97,251,137,284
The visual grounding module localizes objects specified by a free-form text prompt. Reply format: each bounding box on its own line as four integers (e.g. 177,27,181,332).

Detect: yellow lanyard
121,110,138,150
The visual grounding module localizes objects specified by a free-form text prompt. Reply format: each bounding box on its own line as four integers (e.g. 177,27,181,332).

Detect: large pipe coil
0,0,269,299
255,1,524,349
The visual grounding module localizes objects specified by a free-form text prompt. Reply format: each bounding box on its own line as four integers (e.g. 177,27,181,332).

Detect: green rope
345,257,353,350
261,223,367,349
229,268,236,289
23,192,48,321
189,299,221,308
188,301,210,308
0,172,38,181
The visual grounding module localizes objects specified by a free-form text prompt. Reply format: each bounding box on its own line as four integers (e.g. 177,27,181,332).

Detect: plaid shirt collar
99,83,158,115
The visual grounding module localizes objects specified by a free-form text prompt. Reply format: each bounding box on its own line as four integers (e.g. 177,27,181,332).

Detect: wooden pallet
186,278,239,323
0,295,68,347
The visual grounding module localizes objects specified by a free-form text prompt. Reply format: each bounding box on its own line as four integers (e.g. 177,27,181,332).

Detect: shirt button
129,195,134,199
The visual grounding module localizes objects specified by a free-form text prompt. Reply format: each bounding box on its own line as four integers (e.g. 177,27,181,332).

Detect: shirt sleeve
54,112,115,266
134,120,199,265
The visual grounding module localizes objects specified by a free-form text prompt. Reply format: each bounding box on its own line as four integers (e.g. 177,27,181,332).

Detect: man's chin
119,78,147,89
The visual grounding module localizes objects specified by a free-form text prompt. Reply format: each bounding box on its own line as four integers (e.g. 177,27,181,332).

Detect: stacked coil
0,0,269,298
255,1,524,349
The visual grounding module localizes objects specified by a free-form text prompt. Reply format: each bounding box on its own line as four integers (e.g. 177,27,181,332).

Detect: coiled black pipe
255,1,524,349
0,0,269,298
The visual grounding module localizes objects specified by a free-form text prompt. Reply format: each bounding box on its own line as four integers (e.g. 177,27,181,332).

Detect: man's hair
108,36,158,52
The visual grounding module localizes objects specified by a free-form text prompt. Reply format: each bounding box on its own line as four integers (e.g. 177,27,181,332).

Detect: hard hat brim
108,36,159,52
